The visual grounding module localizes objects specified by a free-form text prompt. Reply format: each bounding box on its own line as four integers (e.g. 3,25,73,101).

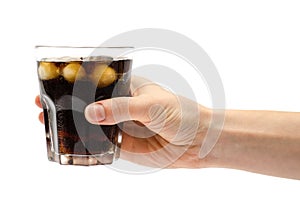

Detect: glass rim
35,45,134,49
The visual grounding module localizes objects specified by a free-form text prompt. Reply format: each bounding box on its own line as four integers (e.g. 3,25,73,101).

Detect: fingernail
84,103,105,123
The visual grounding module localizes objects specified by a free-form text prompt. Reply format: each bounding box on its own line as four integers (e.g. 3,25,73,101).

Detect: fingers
35,95,44,124
35,95,42,108
120,131,178,168
120,131,167,154
38,112,44,124
84,95,151,125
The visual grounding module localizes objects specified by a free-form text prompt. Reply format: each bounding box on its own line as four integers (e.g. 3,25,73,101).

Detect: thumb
84,96,150,125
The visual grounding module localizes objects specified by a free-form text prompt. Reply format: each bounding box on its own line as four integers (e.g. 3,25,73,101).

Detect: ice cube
62,63,86,83
90,64,117,88
38,62,60,80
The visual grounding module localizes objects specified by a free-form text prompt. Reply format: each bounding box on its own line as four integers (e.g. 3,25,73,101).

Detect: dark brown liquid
38,59,131,155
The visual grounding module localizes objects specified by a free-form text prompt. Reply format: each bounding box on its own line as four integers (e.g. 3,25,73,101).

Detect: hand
36,76,211,168
36,76,300,179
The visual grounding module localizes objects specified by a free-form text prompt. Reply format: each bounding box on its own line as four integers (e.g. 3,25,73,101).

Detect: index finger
35,95,42,108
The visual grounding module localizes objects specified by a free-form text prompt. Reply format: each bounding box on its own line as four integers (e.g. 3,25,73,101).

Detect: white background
1,0,300,198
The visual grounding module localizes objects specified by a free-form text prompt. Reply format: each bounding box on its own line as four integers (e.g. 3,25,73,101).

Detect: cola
38,57,131,165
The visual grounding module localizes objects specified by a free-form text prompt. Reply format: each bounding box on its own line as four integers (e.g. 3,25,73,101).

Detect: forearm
206,109,300,179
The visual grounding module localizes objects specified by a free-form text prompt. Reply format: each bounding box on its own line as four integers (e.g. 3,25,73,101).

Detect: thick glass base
45,131,122,166
49,153,114,165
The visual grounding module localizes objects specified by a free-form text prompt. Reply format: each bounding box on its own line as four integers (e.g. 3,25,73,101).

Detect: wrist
184,105,214,168
194,107,227,168
198,105,213,135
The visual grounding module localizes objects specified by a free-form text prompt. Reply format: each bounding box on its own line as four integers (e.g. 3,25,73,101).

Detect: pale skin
35,77,300,180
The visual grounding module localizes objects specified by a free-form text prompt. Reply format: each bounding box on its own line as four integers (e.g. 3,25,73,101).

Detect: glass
36,46,133,165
